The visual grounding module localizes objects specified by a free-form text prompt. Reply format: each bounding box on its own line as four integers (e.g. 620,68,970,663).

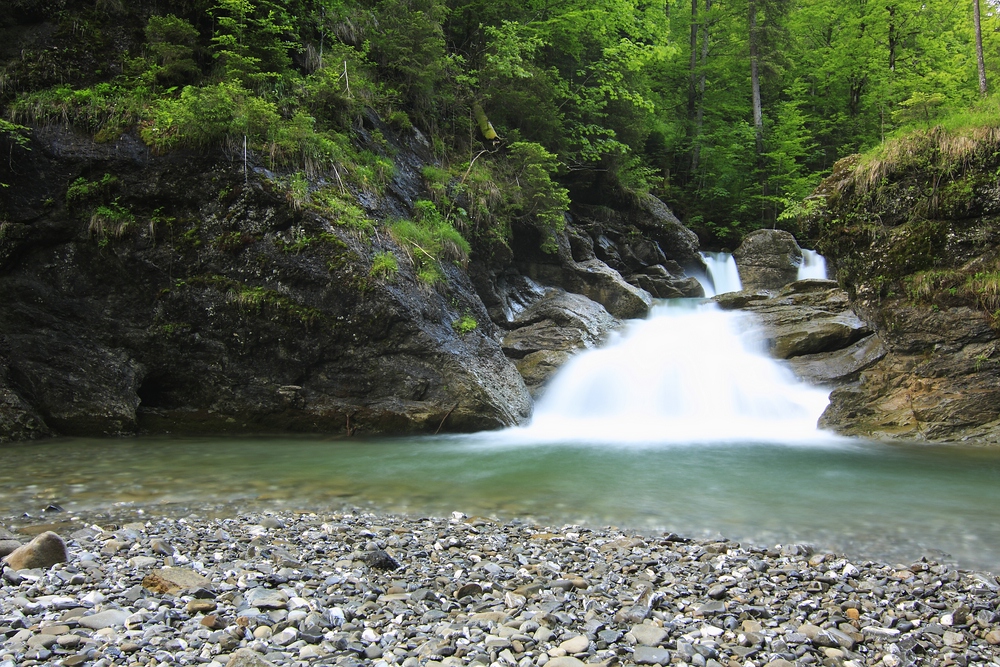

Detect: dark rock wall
0,125,533,441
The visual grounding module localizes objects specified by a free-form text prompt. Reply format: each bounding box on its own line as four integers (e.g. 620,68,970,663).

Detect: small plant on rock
370,251,398,280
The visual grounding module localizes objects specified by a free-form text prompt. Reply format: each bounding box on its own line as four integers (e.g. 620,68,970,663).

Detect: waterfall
798,249,828,280
513,300,832,445
699,252,743,296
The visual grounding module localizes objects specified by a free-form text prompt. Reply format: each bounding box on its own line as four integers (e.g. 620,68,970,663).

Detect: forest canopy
2,0,999,247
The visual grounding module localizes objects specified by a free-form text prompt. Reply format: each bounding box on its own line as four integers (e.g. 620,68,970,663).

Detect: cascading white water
513,299,832,445
798,249,828,280
699,251,743,296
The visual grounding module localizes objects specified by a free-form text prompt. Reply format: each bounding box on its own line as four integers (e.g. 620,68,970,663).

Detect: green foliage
452,314,477,334
209,0,295,91
89,201,135,240
0,120,31,150
390,200,470,283
145,15,201,88
12,83,152,143
7,0,997,249
369,250,399,280
505,142,570,253
67,174,118,208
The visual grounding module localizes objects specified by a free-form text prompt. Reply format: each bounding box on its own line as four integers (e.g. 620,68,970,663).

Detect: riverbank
2,505,999,667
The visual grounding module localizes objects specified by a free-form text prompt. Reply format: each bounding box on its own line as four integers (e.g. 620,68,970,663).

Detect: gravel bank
2,506,999,667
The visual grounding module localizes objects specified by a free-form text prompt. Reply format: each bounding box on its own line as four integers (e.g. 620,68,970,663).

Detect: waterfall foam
509,299,833,445
699,252,742,296
798,249,828,280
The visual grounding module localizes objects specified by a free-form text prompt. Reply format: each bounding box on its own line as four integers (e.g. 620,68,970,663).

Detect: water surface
3,435,1000,572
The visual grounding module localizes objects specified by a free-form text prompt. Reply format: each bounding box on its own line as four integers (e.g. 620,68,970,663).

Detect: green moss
884,219,946,277
213,231,257,253
277,230,346,254
183,275,323,327
311,188,373,233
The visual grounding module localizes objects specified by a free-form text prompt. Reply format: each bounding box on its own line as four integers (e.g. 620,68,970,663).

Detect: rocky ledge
715,280,885,388
3,508,1000,667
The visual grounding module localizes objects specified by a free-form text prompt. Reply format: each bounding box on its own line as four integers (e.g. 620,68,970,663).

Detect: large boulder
521,257,652,320
734,229,803,291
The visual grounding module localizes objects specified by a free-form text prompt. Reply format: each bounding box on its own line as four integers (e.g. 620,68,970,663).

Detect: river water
4,291,1000,572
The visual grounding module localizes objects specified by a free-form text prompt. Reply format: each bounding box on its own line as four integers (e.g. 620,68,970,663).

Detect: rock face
510,194,707,320
734,229,803,291
809,149,1000,442
716,280,885,386
0,125,530,441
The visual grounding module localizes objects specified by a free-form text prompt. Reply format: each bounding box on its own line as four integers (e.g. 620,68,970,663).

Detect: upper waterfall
798,249,828,280
699,251,743,296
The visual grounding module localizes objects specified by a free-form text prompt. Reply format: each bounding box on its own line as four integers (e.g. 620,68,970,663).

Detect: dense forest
1,0,999,250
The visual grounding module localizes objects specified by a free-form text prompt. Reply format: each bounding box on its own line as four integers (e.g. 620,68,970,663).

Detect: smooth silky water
3,257,1000,572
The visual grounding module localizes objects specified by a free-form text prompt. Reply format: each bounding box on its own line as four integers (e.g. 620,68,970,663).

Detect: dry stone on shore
1,509,999,667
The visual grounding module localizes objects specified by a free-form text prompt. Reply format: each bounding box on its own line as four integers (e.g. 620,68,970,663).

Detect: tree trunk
888,5,897,72
688,0,699,125
975,0,988,96
749,0,763,158
691,0,712,174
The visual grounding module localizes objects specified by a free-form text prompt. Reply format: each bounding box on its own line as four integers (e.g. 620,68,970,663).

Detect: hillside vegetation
3,0,999,248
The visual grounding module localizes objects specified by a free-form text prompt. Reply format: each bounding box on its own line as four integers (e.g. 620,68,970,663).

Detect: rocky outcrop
808,145,1000,442
511,193,706,320
716,280,885,386
733,229,803,291
499,289,619,396
0,125,531,442
520,256,653,320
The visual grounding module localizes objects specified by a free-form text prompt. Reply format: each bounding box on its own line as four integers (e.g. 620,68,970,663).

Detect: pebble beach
2,506,1000,667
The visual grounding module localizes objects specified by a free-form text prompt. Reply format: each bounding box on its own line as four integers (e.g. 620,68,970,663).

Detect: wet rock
2,531,67,570
522,258,652,320
787,333,887,384
502,289,619,392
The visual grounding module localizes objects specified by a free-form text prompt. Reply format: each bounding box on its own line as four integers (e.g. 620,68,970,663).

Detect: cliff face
0,122,541,440
810,135,1000,443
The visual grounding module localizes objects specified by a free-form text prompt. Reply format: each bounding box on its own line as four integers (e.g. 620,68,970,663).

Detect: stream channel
3,254,1000,573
